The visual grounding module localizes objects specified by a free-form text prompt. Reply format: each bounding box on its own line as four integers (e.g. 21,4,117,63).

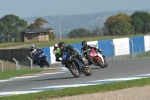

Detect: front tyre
95,57,105,68
104,60,108,68
69,63,80,78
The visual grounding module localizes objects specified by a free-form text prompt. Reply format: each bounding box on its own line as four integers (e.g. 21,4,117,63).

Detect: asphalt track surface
0,58,150,96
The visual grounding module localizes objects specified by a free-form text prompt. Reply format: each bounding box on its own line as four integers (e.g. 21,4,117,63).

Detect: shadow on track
90,67,102,69
32,76,76,81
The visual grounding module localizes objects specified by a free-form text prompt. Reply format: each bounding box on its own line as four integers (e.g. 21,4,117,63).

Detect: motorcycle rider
30,44,40,64
81,41,105,65
58,42,89,69
53,43,62,62
30,44,43,64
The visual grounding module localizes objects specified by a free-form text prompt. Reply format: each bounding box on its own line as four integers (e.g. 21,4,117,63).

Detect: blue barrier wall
130,36,145,54
42,47,51,63
98,39,113,57
70,43,82,53
42,36,149,64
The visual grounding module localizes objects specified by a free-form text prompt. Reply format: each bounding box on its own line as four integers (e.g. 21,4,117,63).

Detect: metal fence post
27,57,33,69
0,60,4,71
139,47,141,53
111,42,115,60
13,58,20,70
129,38,134,58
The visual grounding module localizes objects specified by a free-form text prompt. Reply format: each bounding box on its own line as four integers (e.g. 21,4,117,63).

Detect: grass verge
0,77,150,100
136,50,150,58
0,69,40,80
0,68,57,80
0,60,58,80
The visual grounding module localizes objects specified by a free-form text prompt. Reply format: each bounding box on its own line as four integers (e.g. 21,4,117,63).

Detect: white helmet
30,44,35,50
54,43,58,48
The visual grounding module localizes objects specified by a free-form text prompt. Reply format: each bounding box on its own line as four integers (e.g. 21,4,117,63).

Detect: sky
0,0,150,18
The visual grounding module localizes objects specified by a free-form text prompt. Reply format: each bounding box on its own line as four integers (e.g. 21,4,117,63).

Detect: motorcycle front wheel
104,60,108,68
68,62,80,78
95,57,105,68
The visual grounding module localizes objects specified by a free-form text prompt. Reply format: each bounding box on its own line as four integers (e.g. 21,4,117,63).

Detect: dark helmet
81,41,87,49
58,42,66,51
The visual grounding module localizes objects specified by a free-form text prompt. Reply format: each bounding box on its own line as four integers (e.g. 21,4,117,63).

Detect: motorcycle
84,48,108,68
34,49,50,68
62,48,92,78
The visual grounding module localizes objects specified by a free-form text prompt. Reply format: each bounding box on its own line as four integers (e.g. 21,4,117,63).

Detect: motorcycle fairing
88,48,105,64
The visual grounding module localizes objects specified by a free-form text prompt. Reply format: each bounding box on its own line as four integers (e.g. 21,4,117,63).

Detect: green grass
0,69,55,80
0,42,31,48
1,77,150,100
136,50,150,58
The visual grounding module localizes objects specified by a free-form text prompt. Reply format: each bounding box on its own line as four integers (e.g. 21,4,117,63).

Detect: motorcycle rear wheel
44,58,50,67
83,66,92,76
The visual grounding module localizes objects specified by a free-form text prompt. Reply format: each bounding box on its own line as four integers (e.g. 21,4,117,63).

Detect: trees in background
68,11,150,38
28,18,48,29
1,11,150,42
0,15,55,42
0,14,27,42
28,18,54,39
130,11,150,34
104,13,132,36
103,11,150,36
68,28,91,38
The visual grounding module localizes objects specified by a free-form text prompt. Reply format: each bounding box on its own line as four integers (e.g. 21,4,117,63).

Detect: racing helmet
58,42,66,51
54,43,58,49
81,41,87,49
30,44,35,51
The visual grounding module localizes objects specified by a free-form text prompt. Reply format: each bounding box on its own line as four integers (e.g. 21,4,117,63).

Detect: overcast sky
0,0,150,18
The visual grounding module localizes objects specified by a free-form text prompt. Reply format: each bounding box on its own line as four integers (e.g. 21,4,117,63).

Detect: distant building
21,29,54,42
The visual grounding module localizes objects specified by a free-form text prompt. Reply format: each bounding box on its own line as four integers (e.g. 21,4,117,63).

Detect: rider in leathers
53,43,62,62
58,42,88,69
81,41,104,65
30,44,40,64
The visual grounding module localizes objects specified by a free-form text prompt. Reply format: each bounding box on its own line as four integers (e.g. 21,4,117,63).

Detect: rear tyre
44,58,50,67
37,61,44,68
83,66,92,76
39,64,44,68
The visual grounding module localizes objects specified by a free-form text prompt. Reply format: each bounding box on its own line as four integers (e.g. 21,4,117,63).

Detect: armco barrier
71,43,82,53
42,47,51,64
130,36,145,54
98,39,113,57
144,36,150,51
113,38,130,56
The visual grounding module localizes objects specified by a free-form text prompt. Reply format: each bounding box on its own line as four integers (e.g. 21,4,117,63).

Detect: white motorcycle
85,48,108,68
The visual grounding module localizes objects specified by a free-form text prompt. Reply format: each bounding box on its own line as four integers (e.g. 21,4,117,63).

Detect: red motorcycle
85,48,108,68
